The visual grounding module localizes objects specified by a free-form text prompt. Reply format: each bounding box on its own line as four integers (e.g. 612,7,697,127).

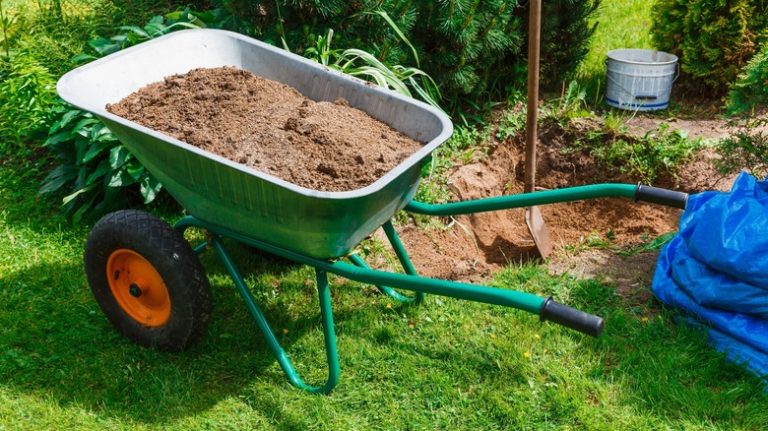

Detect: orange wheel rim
106,249,171,327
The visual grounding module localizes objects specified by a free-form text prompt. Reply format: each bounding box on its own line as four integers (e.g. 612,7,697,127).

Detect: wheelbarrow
57,29,689,394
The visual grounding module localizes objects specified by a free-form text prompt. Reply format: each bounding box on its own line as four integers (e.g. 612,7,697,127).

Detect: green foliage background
211,0,601,107
728,44,768,115
651,0,768,94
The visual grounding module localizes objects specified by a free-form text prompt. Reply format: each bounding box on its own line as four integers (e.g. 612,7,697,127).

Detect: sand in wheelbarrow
106,66,424,192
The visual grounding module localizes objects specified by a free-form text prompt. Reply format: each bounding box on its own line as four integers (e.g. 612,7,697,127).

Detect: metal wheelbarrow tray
59,29,691,394
58,29,453,259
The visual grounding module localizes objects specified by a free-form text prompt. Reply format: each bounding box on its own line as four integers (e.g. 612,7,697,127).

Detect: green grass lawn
2,155,767,430
1,1,767,429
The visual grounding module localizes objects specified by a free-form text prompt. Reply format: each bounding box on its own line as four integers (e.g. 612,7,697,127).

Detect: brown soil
107,66,423,192
625,113,768,141
387,119,738,292
548,249,660,302
626,117,731,140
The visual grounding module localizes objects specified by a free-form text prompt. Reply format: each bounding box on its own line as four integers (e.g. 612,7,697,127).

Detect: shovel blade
525,206,553,258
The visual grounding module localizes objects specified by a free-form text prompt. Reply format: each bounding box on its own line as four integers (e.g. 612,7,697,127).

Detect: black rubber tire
84,209,212,351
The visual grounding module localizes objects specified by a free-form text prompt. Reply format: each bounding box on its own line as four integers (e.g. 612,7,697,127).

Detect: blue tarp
652,172,768,380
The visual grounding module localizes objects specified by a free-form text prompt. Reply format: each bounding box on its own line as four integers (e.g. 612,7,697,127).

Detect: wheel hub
106,249,171,327
129,283,143,298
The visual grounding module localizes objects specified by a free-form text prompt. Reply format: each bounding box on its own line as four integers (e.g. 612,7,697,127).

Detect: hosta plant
40,108,162,222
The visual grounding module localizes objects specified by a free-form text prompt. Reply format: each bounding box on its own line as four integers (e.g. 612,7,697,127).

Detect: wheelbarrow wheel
84,209,212,351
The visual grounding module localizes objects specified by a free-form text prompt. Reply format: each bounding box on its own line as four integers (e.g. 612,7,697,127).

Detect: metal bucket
605,49,678,111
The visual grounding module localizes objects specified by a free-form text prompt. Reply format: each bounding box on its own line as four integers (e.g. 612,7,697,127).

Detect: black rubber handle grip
635,185,688,209
540,297,604,337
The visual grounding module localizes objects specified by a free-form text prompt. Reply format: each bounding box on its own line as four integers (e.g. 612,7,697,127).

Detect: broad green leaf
88,37,120,56
94,130,117,143
72,53,98,63
107,170,138,187
125,159,145,180
81,141,107,164
44,130,73,147
72,118,99,136
85,160,110,185
89,123,111,141
110,34,128,43
118,25,149,38
50,110,81,133
140,175,162,203
74,138,89,165
71,192,98,224
39,165,78,194
144,22,166,37
162,22,200,33
109,146,130,169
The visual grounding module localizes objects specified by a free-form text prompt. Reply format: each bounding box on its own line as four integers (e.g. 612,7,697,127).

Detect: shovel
524,0,553,258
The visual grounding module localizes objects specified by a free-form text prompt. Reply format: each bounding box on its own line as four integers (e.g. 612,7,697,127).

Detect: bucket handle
604,62,679,101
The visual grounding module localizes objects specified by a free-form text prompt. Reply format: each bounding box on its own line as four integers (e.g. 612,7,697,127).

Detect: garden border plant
39,8,208,221
727,44,768,116
715,118,768,180
563,119,703,184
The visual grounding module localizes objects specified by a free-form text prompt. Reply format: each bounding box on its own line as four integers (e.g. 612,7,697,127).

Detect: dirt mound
396,140,683,280
107,66,423,192
528,118,732,192
393,119,736,283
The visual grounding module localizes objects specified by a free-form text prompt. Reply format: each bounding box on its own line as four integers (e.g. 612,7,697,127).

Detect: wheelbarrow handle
634,185,688,209
540,297,604,337
405,183,689,216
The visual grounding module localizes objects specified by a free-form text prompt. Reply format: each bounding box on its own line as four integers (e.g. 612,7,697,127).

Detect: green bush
569,122,702,184
212,0,600,109
535,0,600,87
715,119,768,179
0,0,107,152
651,0,768,94
40,108,161,222
39,9,207,220
0,55,57,152
727,44,768,115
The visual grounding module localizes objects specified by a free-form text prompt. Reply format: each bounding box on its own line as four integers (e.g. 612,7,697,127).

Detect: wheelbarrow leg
347,220,424,305
210,236,340,394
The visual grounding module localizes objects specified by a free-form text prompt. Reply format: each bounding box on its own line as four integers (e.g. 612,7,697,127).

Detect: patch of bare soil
674,148,734,192
393,119,737,295
626,117,730,140
547,249,659,302
107,66,423,192
625,114,768,141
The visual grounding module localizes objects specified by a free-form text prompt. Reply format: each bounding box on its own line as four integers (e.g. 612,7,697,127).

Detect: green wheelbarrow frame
173,183,687,394
57,29,689,394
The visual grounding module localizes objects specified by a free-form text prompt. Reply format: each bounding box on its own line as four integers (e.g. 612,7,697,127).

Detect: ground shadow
0,254,356,425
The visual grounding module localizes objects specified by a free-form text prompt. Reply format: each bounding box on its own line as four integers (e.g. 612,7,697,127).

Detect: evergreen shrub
651,0,768,94
211,0,600,108
727,44,768,115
